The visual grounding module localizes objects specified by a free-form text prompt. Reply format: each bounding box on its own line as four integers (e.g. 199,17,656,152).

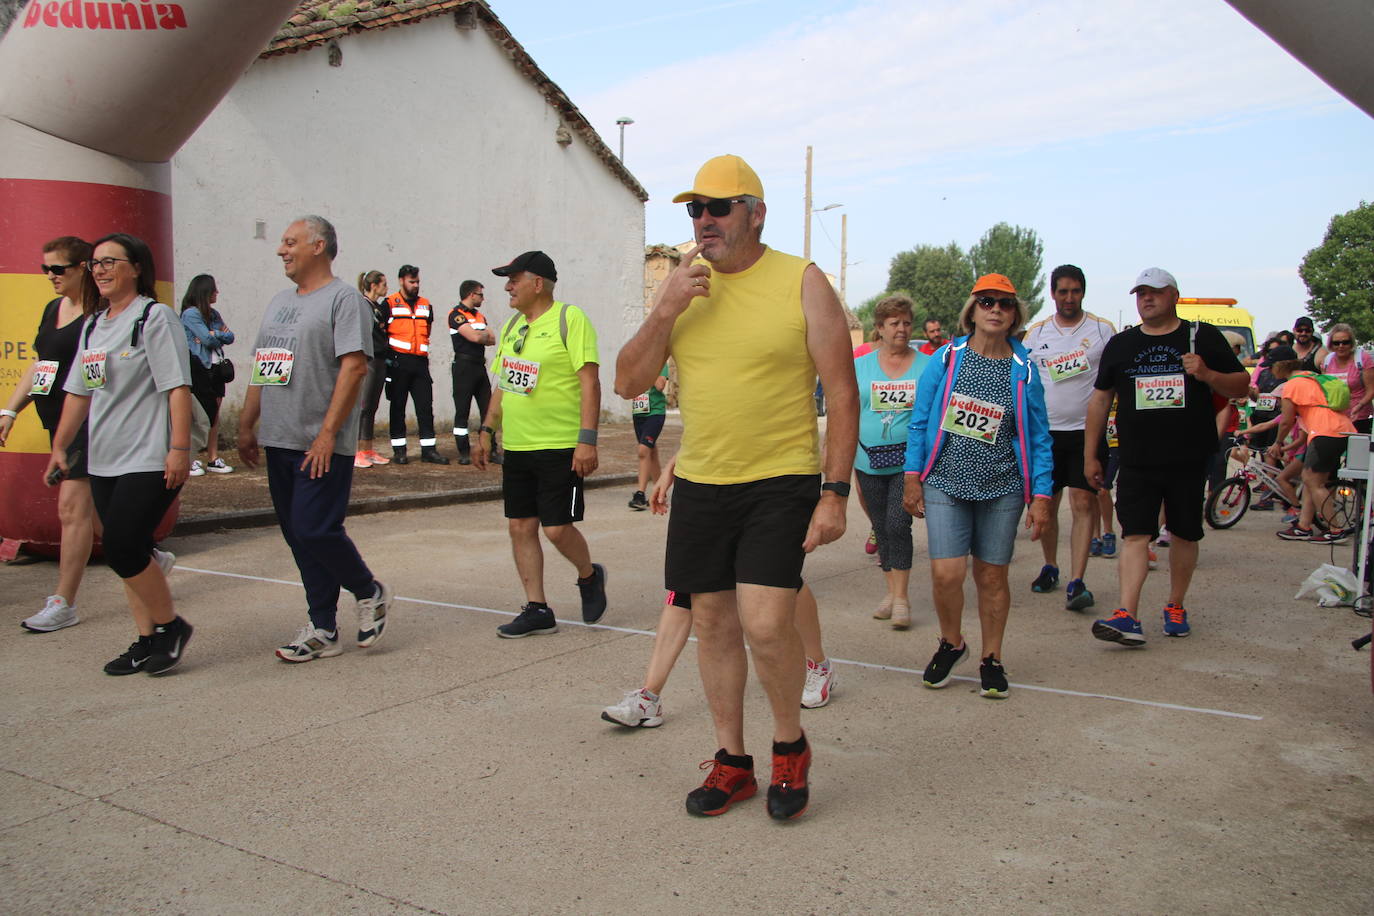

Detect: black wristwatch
821,481,851,498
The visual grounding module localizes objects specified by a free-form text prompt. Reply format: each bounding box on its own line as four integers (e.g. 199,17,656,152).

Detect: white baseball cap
1129,267,1178,293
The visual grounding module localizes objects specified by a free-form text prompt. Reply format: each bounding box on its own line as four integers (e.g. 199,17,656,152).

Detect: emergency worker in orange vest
385,264,449,464
449,279,497,465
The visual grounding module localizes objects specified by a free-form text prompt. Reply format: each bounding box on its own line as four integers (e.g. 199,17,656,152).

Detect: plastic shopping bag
1295,563,1359,607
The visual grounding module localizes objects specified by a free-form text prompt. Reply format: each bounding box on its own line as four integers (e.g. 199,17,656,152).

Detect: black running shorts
1115,461,1207,542
665,474,819,594
501,448,584,526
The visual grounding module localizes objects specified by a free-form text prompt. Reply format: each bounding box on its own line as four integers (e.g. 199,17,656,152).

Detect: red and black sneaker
685,749,757,817
766,734,811,821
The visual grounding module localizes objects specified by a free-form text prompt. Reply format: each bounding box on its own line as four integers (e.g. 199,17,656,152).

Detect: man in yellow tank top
616,154,858,821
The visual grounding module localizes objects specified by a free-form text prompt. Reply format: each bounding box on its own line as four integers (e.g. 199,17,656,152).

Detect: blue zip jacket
181,307,234,369
902,335,1053,503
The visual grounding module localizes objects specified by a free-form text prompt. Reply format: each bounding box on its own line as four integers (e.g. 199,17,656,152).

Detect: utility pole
840,213,848,308
615,117,634,161
803,145,813,261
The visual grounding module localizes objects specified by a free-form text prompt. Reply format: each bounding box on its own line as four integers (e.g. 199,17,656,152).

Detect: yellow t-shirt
490,301,599,451
670,247,820,484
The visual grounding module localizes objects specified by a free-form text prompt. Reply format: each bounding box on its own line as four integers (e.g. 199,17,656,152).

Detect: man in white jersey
1021,265,1114,610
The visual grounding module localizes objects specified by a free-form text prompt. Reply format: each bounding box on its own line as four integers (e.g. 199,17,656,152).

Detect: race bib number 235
498,355,540,396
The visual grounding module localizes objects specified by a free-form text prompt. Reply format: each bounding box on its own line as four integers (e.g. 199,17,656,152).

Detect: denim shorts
923,485,1024,565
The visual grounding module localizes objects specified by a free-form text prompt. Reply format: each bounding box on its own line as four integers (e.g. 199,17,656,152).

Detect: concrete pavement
1,485,1370,914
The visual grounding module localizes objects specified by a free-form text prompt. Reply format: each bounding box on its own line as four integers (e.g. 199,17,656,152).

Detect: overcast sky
492,0,1373,338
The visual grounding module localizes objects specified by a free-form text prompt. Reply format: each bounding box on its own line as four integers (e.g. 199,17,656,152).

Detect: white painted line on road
178,566,1264,722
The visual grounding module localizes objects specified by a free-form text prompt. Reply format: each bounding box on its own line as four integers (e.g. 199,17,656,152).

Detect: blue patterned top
925,347,1019,499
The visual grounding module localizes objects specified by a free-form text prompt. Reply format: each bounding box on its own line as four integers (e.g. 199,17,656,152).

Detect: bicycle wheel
1206,476,1250,529
1323,482,1363,532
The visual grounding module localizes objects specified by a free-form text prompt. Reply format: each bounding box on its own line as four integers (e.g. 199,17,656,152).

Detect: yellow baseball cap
672,154,765,203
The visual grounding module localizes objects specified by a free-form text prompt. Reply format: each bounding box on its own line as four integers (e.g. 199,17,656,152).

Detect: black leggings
856,470,914,571
359,355,387,441
90,472,181,578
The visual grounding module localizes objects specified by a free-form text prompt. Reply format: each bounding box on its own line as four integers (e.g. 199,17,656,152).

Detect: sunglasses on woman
40,263,81,276
975,296,1017,311
685,198,745,219
1331,338,1354,347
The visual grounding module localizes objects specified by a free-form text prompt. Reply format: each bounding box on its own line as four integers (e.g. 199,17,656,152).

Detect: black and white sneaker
628,491,649,511
356,581,393,648
104,637,152,676
921,637,969,688
578,563,608,623
144,617,193,675
497,604,558,638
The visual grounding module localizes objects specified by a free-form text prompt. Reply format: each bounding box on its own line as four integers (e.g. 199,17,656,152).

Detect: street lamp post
615,117,634,161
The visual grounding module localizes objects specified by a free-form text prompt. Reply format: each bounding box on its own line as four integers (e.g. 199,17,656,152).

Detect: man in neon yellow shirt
616,155,858,820
474,251,607,636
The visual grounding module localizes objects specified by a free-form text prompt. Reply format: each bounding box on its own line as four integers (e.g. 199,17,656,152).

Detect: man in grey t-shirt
237,215,394,664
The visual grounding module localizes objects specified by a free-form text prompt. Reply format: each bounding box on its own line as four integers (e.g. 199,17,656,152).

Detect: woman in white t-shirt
45,233,195,678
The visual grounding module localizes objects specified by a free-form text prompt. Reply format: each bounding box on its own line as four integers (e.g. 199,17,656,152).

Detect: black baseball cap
1267,345,1298,363
492,250,557,282
1293,316,1314,330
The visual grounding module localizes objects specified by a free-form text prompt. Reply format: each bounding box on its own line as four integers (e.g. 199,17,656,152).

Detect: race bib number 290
498,355,540,396
1135,374,1185,410
251,348,294,386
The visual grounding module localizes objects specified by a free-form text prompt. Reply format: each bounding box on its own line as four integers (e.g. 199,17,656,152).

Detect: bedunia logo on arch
24,1,189,31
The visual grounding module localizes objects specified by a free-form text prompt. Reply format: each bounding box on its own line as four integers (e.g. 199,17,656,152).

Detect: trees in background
883,224,1045,336
1300,201,1374,339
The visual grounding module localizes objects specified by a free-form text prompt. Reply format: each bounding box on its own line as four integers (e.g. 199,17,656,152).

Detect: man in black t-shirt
1083,268,1248,646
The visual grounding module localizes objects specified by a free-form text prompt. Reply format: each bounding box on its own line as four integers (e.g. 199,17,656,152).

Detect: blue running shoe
1031,564,1059,593
1100,533,1117,558
1163,602,1191,637
1066,579,1094,611
1092,609,1146,646
1089,537,1102,557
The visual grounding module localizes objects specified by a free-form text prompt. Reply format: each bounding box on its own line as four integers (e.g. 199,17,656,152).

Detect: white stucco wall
171,16,645,431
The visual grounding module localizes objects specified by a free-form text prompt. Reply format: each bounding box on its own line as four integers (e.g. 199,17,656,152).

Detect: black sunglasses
1331,339,1354,346
685,198,745,219
41,263,80,276
511,324,530,354
975,296,1017,311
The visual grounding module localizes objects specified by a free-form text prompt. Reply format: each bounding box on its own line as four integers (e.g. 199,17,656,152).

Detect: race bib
251,347,294,386
871,379,916,411
940,393,1005,444
498,355,540,396
30,360,60,396
80,350,107,390
1135,374,1185,410
1106,413,1119,444
1047,348,1090,382
632,393,651,415
1255,393,1278,412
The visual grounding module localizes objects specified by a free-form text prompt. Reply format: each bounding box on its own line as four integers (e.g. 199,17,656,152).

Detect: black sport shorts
1304,435,1347,475
633,413,665,448
501,448,584,526
1115,461,1207,542
1050,429,1105,493
666,474,819,594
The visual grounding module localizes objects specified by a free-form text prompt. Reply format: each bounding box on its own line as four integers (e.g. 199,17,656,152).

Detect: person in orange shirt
1269,358,1357,543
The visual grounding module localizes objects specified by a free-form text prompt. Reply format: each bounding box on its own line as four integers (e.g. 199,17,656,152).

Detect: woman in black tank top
0,236,102,633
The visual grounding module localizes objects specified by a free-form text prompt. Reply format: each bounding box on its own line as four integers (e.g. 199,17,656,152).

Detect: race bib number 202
940,393,1005,444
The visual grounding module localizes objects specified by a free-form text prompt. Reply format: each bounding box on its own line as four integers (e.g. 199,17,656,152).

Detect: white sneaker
356,581,392,648
22,595,79,632
601,687,663,727
275,624,343,663
802,658,836,709
188,460,206,477
205,458,233,474
153,548,176,576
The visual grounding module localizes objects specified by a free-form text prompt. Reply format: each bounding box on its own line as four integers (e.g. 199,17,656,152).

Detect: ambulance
1175,298,1257,359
